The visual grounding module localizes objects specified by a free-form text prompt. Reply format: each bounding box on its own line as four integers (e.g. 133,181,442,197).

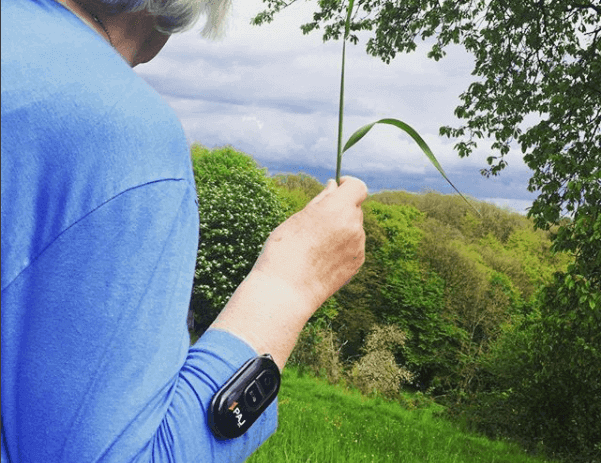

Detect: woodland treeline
189,144,599,463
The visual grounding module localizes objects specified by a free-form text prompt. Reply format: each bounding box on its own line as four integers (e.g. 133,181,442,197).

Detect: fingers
302,176,366,241
338,176,368,207
309,176,367,208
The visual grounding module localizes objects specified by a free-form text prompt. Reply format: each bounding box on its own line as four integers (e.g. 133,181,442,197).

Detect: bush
348,324,414,400
289,323,343,384
451,270,601,462
189,144,286,335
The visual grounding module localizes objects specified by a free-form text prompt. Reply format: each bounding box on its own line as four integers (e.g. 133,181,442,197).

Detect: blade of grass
343,118,480,214
335,0,355,186
334,0,479,216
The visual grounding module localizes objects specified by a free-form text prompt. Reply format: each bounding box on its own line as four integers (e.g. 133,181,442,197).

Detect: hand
210,176,367,369
252,176,368,312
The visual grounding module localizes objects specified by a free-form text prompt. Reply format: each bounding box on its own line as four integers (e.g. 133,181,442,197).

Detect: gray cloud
135,0,537,214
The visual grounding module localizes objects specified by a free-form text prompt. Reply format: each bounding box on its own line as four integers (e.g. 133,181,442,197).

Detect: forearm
209,177,367,372
208,269,315,371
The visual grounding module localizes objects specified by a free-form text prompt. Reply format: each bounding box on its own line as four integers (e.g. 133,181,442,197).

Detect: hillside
190,145,598,462
274,175,570,394
247,367,552,463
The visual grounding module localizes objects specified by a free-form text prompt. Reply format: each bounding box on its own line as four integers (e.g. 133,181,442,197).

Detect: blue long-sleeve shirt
1,1,277,461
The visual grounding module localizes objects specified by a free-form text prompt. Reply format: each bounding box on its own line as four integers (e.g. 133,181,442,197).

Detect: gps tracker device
208,353,280,439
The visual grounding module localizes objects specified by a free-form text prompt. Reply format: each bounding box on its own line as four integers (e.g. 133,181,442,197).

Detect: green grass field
247,368,550,463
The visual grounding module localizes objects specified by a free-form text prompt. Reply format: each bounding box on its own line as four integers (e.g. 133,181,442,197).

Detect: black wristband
208,353,280,439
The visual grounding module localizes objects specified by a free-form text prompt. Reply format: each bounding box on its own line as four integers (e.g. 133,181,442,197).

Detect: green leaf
343,118,480,215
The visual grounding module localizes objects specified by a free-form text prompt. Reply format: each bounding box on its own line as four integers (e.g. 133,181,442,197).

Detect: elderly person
1,0,367,461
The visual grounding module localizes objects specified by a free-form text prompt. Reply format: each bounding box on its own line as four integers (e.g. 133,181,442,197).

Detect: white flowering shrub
349,324,414,399
189,144,286,334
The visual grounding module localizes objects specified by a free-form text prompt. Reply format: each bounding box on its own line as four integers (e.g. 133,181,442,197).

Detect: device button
256,370,277,394
244,381,264,411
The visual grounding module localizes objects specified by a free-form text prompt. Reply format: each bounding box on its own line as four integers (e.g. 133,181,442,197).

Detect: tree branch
571,2,601,15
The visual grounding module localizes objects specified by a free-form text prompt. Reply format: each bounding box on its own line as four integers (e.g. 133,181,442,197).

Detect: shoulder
2,0,193,190
2,0,190,179
1,0,195,288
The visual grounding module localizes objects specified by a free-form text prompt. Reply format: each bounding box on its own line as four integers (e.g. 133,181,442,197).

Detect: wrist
209,269,316,371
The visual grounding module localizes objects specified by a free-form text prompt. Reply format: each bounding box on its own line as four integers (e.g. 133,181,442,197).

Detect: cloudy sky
135,0,538,214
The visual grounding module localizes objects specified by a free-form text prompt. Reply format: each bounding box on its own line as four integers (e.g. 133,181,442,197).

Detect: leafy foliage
205,161,586,459
456,272,601,462
525,272,601,460
189,144,286,334
364,201,455,390
271,180,568,396
269,172,324,215
252,8,600,456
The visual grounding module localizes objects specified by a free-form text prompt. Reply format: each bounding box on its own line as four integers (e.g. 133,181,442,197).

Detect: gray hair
96,0,232,38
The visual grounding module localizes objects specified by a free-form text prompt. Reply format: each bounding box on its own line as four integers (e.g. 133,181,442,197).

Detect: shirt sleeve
0,179,277,463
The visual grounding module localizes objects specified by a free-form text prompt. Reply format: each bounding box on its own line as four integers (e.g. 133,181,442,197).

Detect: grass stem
336,0,355,186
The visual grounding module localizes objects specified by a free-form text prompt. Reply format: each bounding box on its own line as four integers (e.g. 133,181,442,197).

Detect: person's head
88,0,232,39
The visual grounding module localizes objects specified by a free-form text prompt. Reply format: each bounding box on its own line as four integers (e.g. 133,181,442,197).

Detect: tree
189,144,286,335
364,201,455,390
468,273,601,461
270,173,325,215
